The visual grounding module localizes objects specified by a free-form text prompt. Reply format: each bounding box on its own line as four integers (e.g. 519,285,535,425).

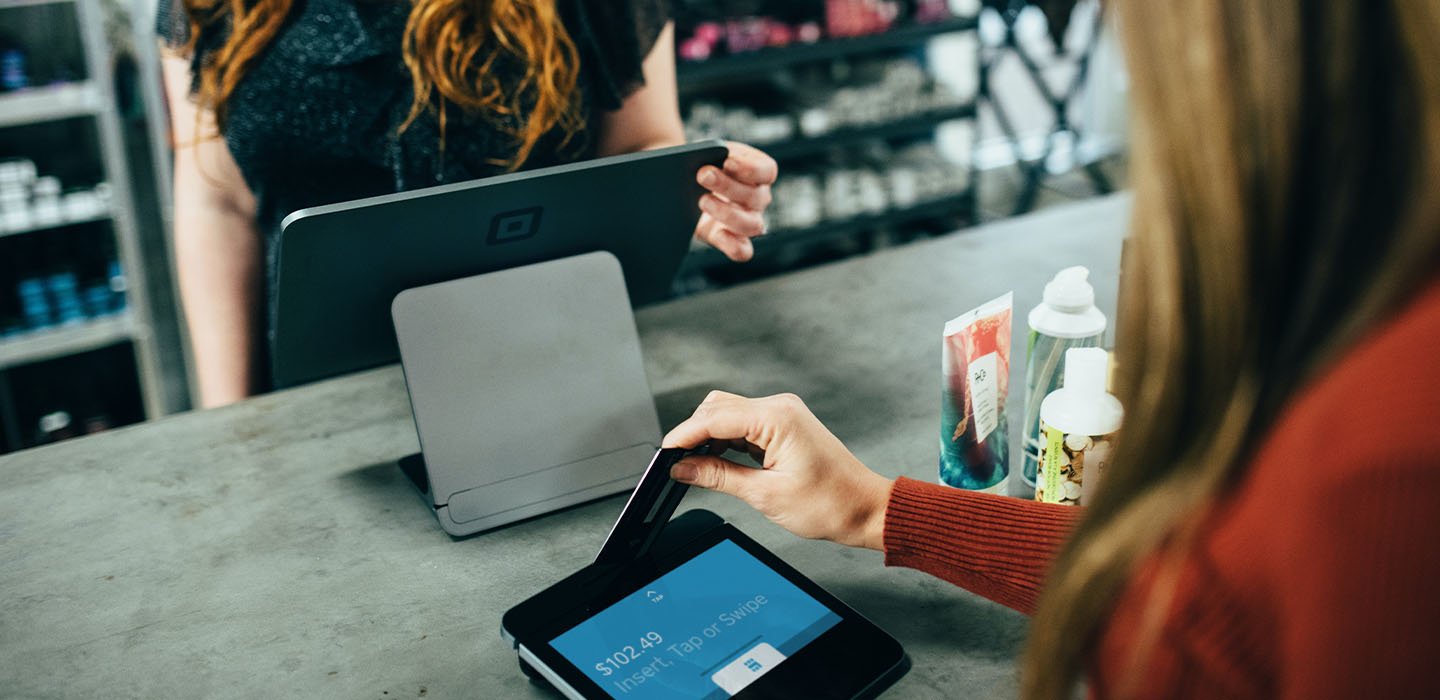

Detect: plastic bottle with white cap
1020,267,1107,494
1035,348,1123,506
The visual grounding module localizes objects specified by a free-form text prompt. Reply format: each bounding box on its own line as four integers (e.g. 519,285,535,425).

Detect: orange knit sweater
883,279,1440,698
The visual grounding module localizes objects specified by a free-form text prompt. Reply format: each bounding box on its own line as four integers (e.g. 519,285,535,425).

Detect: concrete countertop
0,195,1128,699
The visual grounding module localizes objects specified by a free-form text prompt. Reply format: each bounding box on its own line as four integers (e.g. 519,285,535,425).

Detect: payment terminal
501,449,911,699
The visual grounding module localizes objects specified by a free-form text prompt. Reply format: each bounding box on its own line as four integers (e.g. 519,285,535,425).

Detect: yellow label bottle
1034,348,1122,506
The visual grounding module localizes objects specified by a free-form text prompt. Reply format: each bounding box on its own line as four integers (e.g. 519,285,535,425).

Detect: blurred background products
684,58,969,148
0,0,171,454
0,160,125,338
0,159,112,235
758,142,971,233
674,0,963,62
673,0,983,290
0,0,1125,453
1,31,31,92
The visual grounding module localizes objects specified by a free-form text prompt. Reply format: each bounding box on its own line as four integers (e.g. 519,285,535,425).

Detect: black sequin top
157,0,668,382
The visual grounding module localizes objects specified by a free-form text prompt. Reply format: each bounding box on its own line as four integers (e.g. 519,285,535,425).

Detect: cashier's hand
694,142,778,262
663,391,894,551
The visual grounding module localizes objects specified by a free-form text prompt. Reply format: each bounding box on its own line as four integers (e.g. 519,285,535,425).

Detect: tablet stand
391,252,662,536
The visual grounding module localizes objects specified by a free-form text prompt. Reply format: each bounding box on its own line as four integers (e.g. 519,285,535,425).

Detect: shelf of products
0,206,109,238
682,189,973,275
761,103,974,160
675,0,980,289
0,81,101,128
682,135,974,276
0,0,174,453
0,158,112,236
0,341,143,449
677,16,977,88
0,313,131,370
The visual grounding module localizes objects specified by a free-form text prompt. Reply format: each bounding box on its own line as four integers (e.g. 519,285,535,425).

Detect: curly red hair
181,0,582,171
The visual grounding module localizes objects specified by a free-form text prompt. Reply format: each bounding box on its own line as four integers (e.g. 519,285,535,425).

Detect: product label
939,292,1013,491
1036,421,1117,506
968,352,999,445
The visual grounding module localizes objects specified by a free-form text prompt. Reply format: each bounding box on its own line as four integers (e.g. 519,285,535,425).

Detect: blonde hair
181,0,582,171
1021,1,1440,698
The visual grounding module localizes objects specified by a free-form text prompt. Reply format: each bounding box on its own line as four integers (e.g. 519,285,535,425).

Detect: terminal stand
391,252,662,537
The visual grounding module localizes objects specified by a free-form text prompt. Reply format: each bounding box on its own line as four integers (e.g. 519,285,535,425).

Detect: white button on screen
710,642,787,695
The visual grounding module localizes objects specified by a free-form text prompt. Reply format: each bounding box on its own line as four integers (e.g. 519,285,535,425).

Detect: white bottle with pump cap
1035,348,1122,506
1021,267,1107,494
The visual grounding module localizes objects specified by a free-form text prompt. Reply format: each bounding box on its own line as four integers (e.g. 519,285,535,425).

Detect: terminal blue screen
550,539,842,699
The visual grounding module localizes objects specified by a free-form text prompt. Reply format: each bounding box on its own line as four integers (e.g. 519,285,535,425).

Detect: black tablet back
271,140,728,388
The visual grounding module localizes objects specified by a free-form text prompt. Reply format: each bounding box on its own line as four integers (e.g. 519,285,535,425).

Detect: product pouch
939,292,1013,491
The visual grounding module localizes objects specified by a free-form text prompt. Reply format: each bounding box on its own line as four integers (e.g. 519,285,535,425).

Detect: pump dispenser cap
1063,347,1109,395
1043,266,1096,312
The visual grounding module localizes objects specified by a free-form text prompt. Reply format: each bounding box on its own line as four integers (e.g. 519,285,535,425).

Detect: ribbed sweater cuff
882,476,1081,615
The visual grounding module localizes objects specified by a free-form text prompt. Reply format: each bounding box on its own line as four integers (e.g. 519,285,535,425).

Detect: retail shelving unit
679,189,973,275
674,9,981,285
759,102,975,160
0,0,171,452
677,16,978,87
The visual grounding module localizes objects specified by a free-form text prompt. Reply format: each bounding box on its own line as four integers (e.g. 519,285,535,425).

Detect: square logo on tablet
488,207,543,244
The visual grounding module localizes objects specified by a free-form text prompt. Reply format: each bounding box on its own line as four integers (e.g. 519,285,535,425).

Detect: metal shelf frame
74,0,168,419
0,314,133,371
0,81,103,128
0,209,111,239
0,0,173,438
977,0,1113,215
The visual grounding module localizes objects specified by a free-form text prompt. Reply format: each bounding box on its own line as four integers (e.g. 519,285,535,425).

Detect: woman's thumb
670,455,760,501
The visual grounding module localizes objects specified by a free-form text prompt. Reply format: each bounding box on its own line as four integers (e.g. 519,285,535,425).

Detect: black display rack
680,190,974,276
675,13,980,284
678,16,979,90
759,103,976,161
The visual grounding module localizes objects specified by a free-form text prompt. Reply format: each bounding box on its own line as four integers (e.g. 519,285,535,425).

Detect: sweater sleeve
1273,460,1440,699
883,477,1081,615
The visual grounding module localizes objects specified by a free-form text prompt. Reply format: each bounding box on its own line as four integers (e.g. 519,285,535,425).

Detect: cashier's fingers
694,213,755,262
722,142,780,187
700,194,766,239
698,165,773,212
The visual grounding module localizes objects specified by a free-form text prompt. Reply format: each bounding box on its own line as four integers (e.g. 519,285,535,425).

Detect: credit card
594,447,699,565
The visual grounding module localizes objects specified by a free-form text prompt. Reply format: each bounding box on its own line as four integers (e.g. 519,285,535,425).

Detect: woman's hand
663,391,894,550
694,142,778,262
